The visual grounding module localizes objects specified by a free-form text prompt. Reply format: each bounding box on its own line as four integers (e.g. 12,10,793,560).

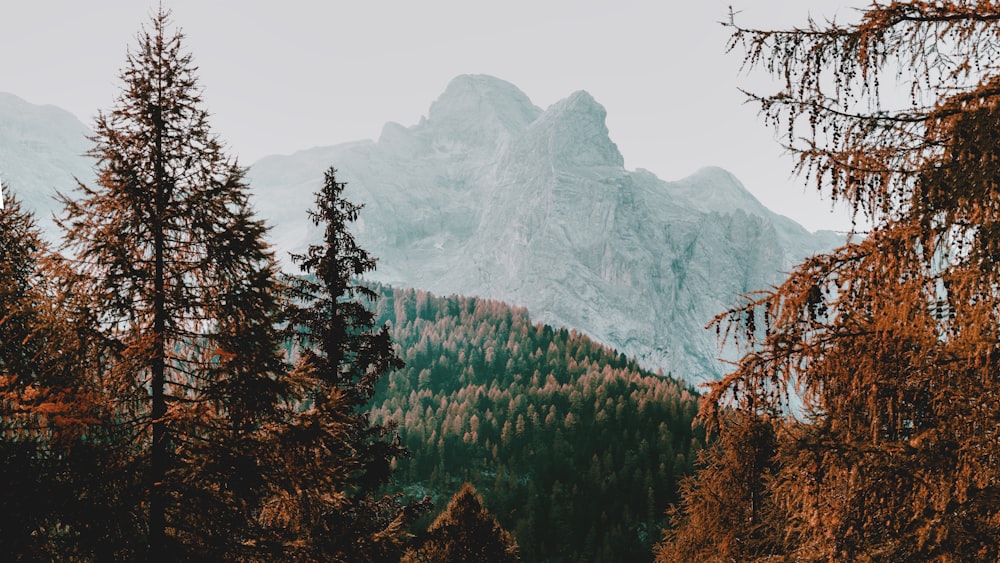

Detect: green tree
58,10,287,559
265,167,427,560
403,483,519,563
661,2,1000,560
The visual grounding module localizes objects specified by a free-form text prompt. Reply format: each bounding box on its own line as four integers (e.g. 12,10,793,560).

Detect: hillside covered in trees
369,287,703,562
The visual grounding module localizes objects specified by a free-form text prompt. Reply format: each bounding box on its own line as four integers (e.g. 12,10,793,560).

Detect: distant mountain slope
248,75,844,382
0,92,93,235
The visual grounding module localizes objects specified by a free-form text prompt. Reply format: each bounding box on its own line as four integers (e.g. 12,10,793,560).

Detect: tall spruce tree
58,10,286,559
264,167,427,561
660,2,1000,560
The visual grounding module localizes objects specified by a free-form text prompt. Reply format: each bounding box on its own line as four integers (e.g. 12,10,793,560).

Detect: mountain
0,92,93,235
248,75,843,383
0,79,842,383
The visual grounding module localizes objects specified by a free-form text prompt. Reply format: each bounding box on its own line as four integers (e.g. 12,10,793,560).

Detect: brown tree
660,2,1000,561
403,482,519,563
656,413,783,562
59,10,287,560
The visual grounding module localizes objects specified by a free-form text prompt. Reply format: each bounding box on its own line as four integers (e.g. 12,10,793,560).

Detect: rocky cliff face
248,75,843,383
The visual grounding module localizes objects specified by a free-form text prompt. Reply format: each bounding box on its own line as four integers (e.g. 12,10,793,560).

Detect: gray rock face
248,75,844,383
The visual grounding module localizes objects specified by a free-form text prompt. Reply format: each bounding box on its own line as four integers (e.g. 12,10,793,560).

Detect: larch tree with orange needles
0,191,126,558
659,2,1000,561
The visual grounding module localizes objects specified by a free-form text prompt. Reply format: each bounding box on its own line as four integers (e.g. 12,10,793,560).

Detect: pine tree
661,2,1000,560
263,166,428,560
0,191,50,384
58,10,287,559
402,483,519,563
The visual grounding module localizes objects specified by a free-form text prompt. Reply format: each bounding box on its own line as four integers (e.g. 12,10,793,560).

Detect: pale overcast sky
1,1,869,232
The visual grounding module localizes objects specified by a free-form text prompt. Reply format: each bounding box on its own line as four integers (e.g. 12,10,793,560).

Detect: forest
4,2,1000,562
369,287,701,561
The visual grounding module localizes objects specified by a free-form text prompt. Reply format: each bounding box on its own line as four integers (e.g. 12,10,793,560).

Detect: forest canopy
371,287,702,562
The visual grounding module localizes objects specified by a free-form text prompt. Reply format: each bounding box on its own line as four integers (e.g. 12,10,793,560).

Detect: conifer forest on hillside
3,3,1000,561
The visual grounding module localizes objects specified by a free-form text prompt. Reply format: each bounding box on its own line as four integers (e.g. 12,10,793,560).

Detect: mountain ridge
247,75,843,382
0,78,843,383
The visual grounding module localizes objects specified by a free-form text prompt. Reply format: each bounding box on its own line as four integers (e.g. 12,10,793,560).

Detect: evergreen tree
403,483,519,563
661,2,1000,560
0,190,51,384
264,166,427,560
58,10,287,559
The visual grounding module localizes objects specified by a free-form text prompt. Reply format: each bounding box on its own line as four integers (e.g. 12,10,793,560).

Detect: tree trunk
149,90,167,558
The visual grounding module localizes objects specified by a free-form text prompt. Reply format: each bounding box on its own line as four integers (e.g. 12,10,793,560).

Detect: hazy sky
2,1,869,232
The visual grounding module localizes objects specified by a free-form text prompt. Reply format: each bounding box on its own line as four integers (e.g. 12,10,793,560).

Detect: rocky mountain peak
515,90,624,169
670,166,768,215
241,76,843,383
425,74,541,150
0,79,843,385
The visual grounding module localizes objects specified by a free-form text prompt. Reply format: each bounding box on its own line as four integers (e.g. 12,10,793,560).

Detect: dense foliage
0,192,125,559
370,287,703,562
660,2,1000,561
0,11,425,561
